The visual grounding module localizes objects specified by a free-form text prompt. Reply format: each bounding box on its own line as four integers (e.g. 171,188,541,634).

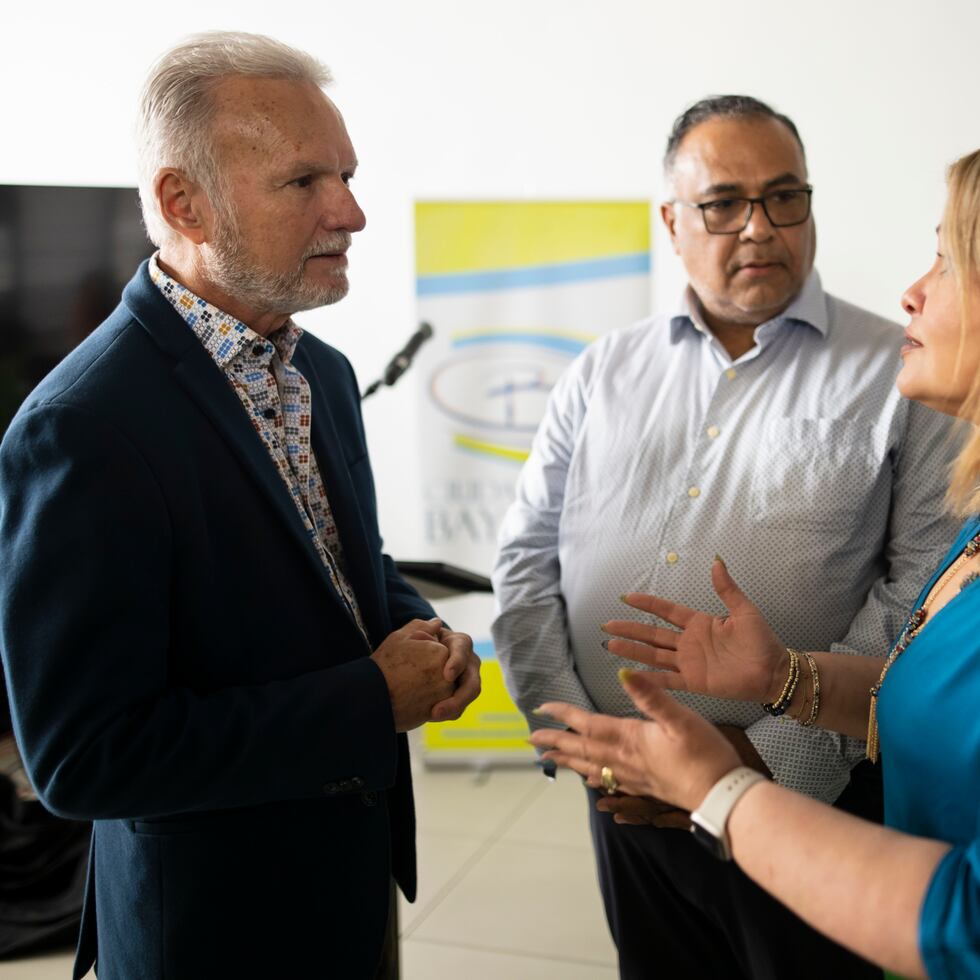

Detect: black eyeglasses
672,186,813,235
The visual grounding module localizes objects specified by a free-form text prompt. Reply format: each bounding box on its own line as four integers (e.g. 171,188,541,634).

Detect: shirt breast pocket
749,418,880,530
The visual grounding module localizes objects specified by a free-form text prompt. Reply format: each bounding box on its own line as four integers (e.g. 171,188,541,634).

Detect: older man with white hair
0,32,480,980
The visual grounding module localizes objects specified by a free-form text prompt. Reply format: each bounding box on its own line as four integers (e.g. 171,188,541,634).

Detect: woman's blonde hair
944,149,980,515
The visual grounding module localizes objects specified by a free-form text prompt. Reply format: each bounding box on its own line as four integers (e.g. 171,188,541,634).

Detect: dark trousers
587,762,884,980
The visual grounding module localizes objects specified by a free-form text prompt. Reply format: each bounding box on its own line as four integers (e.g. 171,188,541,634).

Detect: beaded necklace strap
867,530,980,762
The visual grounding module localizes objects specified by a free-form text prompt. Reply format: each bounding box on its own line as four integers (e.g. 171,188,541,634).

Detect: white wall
4,0,979,559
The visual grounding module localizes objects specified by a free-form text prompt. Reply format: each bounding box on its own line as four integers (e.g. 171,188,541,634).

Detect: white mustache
304,233,352,260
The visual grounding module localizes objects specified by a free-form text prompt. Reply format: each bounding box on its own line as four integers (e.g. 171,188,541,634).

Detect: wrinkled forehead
670,117,808,196
208,75,346,164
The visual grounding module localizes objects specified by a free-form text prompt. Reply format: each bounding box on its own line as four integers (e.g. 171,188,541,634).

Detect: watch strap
689,766,767,861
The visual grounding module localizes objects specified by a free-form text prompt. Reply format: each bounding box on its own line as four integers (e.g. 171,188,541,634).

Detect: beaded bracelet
798,653,821,728
788,668,810,723
762,648,800,716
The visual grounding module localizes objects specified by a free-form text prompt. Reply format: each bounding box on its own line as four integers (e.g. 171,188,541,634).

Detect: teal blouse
877,516,980,979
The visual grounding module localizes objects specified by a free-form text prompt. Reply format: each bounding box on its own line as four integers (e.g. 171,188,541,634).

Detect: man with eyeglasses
492,95,958,979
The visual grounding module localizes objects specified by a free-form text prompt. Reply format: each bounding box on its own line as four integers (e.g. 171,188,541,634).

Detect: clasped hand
371,618,481,732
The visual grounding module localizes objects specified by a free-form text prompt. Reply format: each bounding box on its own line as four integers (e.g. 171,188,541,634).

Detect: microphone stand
361,322,433,401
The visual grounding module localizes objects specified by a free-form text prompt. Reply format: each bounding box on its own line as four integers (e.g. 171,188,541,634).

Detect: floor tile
0,951,86,978
412,838,616,966
500,769,594,849
411,764,542,837
402,938,617,979
399,829,486,934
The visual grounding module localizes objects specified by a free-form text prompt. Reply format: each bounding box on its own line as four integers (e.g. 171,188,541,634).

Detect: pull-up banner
415,201,651,765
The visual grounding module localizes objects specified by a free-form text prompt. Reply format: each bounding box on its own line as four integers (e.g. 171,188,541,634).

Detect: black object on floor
0,771,90,959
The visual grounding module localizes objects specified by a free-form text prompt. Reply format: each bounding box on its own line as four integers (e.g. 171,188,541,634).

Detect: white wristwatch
689,766,767,861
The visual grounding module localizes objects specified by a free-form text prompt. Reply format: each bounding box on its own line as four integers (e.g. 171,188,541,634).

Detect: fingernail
531,706,549,717
714,554,726,568
599,623,608,634
617,667,634,685
619,593,630,603
601,638,610,651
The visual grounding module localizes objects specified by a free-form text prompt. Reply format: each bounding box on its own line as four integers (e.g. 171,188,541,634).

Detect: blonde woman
532,149,980,980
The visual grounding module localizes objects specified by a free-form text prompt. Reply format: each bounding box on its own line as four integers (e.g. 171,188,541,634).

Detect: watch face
690,820,731,862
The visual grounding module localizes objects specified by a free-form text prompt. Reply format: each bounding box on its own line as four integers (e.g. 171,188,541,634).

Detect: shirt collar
668,268,828,344
148,253,303,370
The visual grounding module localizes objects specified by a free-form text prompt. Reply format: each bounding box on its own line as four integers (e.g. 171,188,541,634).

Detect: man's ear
155,169,211,245
660,202,682,257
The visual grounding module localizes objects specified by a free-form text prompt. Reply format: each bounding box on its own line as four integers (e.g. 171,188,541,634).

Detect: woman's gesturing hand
531,672,742,813
602,558,789,705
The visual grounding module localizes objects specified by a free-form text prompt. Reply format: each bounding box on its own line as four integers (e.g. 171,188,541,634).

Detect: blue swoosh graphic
417,252,650,296
452,333,589,355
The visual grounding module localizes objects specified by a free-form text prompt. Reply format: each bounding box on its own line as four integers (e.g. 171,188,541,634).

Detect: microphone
383,322,434,386
361,322,434,400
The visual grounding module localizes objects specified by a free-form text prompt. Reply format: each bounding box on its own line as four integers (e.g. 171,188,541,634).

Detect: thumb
618,669,689,731
710,556,754,616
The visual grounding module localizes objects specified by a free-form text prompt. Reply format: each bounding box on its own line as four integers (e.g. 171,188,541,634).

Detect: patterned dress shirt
149,255,368,641
492,270,961,801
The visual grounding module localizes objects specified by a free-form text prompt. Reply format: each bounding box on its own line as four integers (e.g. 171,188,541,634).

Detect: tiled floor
0,761,618,979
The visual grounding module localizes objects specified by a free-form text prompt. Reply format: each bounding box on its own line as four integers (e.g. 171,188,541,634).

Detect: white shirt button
666,551,679,565
707,425,720,438
726,368,737,380
688,487,701,498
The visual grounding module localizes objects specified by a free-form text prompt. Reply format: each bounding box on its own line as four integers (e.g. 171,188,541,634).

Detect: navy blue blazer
0,262,433,979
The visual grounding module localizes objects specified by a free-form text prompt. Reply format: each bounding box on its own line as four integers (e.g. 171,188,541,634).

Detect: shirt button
707,425,720,438
252,345,266,356
263,408,276,420
725,368,737,380
666,551,679,565
687,487,701,498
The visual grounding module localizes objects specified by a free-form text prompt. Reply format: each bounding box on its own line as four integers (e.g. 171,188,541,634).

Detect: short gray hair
136,31,332,246
663,95,806,180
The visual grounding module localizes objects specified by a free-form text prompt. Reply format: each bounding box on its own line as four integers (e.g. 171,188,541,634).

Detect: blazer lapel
124,262,373,632
295,347,385,645
172,352,347,603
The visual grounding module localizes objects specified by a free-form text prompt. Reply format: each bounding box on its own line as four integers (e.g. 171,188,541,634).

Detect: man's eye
703,199,737,212
342,172,355,187
291,175,314,189
771,190,802,203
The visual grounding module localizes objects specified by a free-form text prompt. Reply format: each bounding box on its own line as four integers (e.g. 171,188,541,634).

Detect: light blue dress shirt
878,515,980,979
492,270,960,800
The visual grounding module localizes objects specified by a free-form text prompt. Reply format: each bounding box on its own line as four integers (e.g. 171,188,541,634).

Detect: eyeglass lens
703,190,810,233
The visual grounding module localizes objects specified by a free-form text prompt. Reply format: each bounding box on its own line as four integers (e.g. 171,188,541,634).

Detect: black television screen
0,184,154,440
0,184,153,731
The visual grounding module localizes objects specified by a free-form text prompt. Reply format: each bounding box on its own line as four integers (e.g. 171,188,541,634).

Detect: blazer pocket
132,807,261,837
749,418,881,530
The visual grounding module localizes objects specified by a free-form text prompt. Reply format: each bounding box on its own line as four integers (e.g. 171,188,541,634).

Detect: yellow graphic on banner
423,660,532,756
453,434,530,464
416,201,650,276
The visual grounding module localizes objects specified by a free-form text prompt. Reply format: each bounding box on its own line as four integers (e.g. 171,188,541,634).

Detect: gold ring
600,766,619,795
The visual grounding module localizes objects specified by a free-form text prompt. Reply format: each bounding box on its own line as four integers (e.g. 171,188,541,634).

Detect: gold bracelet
798,653,821,727
787,662,810,722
